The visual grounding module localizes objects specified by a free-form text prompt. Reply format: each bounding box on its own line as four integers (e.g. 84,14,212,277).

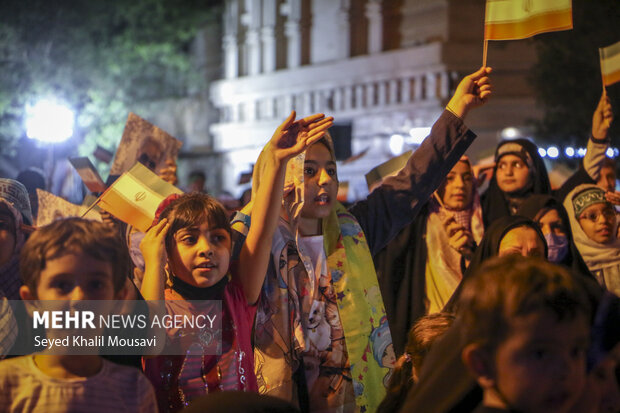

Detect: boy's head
157,193,232,288
407,312,455,381
460,255,591,413
19,218,129,300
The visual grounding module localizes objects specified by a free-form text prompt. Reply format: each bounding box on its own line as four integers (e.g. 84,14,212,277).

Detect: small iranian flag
485,0,573,41
97,162,182,232
600,41,620,87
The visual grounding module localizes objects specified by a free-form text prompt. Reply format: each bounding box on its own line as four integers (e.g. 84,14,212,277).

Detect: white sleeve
583,137,610,181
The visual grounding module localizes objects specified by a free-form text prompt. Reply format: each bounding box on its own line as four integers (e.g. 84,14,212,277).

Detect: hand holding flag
446,67,493,120
592,91,613,141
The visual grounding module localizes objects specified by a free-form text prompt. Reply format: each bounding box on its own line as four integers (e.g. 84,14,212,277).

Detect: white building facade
206,0,540,200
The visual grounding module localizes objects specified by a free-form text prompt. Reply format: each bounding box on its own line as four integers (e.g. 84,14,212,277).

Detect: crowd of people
0,65,619,413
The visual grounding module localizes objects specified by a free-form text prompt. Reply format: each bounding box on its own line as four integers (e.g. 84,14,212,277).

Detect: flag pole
483,39,488,67
599,48,607,94
80,198,100,218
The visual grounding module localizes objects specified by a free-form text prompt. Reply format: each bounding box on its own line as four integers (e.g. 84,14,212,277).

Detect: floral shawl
245,137,391,412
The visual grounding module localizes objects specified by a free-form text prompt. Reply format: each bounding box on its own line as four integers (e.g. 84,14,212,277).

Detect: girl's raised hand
268,111,334,163
140,218,170,278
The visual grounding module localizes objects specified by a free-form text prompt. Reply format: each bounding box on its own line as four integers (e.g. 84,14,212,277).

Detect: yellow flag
485,0,573,41
98,162,183,232
600,41,620,87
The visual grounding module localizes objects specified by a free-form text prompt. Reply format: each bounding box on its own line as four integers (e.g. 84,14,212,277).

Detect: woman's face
496,154,531,194
537,208,567,237
439,160,474,210
498,226,546,259
577,202,617,245
300,142,338,222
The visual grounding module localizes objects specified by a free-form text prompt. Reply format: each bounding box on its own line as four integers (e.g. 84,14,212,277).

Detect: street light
25,99,75,143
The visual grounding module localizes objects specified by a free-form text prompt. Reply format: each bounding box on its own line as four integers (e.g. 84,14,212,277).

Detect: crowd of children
0,64,619,413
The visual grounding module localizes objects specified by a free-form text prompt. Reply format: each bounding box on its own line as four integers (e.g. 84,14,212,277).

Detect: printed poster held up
36,189,102,227
110,113,182,176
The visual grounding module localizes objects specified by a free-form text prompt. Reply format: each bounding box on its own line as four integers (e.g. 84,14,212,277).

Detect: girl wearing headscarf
564,184,620,296
446,215,547,311
481,92,613,228
239,68,493,412
516,194,592,277
0,179,33,300
480,139,551,228
375,157,483,354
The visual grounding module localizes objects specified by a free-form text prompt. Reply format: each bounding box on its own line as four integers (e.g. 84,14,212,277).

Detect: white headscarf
564,184,620,272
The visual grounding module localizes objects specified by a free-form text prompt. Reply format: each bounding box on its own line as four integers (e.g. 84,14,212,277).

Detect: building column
241,0,261,76
366,0,382,54
338,0,351,58
261,0,277,73
223,0,239,79
281,0,302,68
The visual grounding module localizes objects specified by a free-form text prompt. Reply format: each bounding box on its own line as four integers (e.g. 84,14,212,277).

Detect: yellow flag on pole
97,162,183,232
485,0,573,41
600,41,620,87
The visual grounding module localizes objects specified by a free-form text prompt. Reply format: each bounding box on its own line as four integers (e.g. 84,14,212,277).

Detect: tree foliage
0,0,219,170
529,0,620,145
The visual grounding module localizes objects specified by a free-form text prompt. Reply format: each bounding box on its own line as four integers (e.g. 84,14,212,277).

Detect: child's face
439,160,474,210
577,202,616,244
490,309,589,413
22,252,119,301
0,205,16,267
169,222,231,288
300,143,338,221
496,154,531,194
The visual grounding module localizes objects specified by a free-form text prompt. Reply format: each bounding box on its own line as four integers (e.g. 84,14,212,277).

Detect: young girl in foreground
139,112,333,412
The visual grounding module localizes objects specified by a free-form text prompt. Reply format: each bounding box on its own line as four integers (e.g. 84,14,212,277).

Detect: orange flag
600,41,620,87
485,0,573,41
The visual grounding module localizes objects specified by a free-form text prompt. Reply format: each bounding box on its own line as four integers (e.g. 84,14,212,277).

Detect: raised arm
584,91,613,180
555,92,614,201
236,111,333,304
350,67,493,255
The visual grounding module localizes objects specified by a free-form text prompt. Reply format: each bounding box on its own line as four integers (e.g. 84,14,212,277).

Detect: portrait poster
110,113,182,176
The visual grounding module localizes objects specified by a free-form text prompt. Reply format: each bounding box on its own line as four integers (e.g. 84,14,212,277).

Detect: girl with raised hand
139,112,332,412
240,67,492,412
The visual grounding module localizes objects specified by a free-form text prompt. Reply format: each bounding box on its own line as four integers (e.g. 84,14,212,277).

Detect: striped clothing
0,356,157,412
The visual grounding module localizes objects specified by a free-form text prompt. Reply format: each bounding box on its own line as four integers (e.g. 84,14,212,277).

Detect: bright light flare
389,134,405,156
25,99,75,143
408,127,431,145
547,146,559,159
